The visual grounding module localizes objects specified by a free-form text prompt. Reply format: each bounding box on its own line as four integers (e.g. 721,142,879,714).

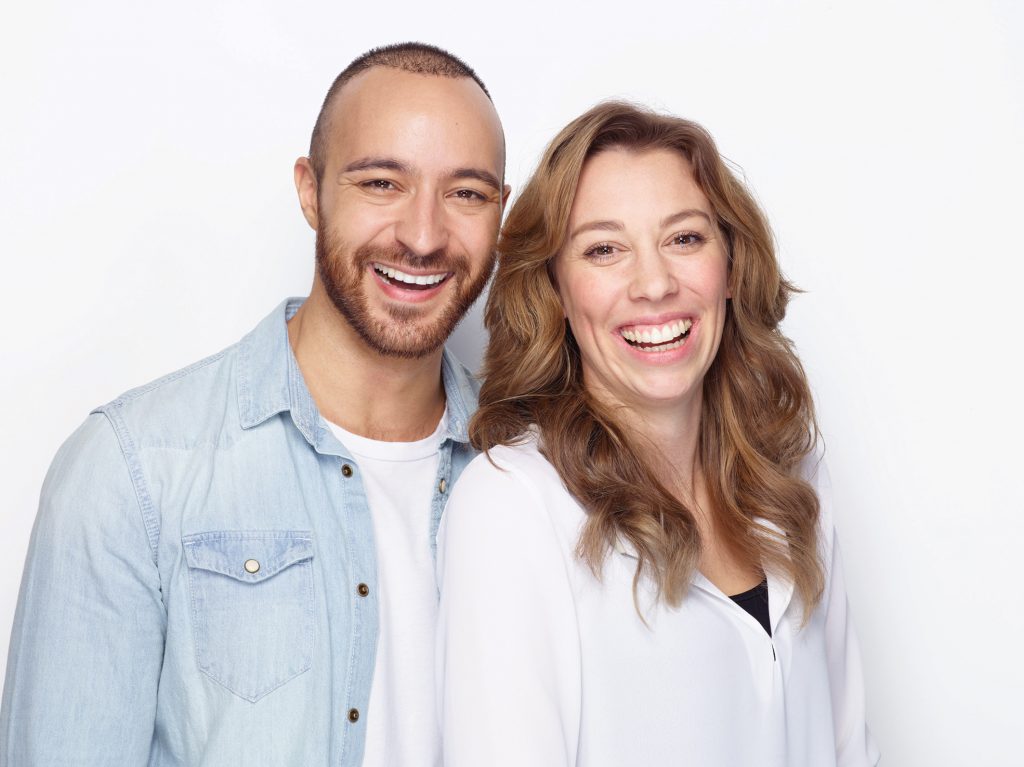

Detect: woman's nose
628,248,678,303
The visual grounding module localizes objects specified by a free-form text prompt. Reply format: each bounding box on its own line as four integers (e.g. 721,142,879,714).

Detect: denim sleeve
0,413,166,766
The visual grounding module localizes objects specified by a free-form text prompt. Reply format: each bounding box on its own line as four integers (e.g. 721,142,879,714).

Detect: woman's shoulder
459,430,564,492
798,443,830,504
444,432,583,540
796,441,839,562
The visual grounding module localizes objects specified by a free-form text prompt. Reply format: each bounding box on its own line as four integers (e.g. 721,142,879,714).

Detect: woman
436,102,879,766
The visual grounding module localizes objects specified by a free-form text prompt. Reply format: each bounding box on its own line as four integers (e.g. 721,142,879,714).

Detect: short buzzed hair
308,42,492,185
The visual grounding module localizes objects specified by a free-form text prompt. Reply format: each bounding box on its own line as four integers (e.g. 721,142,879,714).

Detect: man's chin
347,302,459,359
356,325,450,360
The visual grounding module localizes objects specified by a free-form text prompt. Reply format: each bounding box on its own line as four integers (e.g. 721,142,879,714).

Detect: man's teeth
373,263,447,286
620,319,692,351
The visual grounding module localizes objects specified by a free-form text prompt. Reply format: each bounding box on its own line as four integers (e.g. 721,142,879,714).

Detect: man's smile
371,262,452,290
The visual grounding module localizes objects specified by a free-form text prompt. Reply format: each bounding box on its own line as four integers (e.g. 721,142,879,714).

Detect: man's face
307,68,507,359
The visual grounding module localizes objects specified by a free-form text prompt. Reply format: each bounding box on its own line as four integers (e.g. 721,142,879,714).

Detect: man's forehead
325,67,504,170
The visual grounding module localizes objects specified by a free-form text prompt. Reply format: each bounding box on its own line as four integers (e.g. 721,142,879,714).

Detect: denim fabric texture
182,530,316,702
0,298,480,766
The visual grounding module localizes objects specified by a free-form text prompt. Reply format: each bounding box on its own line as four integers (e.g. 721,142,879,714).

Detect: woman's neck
616,394,704,496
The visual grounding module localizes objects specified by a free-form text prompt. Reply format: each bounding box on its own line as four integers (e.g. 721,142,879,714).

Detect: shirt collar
237,297,477,446
613,517,796,632
439,347,477,444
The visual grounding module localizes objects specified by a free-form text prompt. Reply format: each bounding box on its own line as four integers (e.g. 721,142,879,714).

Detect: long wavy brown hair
471,102,825,616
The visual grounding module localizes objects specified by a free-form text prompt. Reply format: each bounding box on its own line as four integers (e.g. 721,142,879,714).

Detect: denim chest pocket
182,531,314,702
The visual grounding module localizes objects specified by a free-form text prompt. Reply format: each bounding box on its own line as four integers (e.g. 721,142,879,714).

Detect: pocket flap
182,531,314,583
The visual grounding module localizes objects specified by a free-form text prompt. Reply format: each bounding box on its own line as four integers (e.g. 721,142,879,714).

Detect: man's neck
287,291,447,442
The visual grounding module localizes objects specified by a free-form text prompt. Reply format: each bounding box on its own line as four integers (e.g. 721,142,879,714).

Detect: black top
729,579,772,637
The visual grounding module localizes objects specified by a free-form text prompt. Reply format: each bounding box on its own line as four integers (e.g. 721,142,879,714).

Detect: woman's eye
672,232,704,248
583,243,618,259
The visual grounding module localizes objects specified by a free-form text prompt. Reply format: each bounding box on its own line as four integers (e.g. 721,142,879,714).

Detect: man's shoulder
91,299,296,450
92,340,242,443
32,348,244,554
100,343,237,409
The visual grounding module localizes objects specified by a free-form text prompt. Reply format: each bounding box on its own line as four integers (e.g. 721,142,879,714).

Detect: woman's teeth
373,263,448,288
620,319,692,352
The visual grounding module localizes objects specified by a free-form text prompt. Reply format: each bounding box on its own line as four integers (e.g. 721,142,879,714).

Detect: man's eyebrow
339,160,500,193
342,157,411,174
569,220,623,240
660,208,713,228
449,168,502,192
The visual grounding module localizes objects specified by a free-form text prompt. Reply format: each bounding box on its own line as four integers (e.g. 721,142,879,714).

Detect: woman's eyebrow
569,219,624,239
660,209,713,228
570,210,714,240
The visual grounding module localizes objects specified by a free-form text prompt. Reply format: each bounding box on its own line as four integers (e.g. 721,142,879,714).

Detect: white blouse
436,437,879,767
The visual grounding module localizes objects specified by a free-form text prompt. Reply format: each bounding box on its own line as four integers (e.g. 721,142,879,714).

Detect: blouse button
438,478,447,493
357,583,370,597
348,708,360,723
341,463,353,477
243,559,260,574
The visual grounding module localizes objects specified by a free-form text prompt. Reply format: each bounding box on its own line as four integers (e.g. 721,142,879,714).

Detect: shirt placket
333,452,380,766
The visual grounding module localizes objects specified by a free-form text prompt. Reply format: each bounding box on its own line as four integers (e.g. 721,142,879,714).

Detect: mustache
353,243,467,273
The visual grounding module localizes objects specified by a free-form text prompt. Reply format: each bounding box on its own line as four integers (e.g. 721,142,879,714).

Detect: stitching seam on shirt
104,349,230,407
95,405,161,565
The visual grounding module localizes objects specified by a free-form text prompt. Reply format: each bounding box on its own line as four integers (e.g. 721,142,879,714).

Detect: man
0,42,509,766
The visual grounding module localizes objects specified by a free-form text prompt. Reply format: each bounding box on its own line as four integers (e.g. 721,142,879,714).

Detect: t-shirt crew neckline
325,409,448,462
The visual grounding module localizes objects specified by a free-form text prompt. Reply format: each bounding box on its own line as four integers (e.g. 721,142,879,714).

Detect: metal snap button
341,463,353,477
243,559,260,574
438,478,447,493
348,708,360,723
357,583,370,597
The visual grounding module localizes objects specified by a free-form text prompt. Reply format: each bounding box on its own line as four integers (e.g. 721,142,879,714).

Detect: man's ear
501,184,512,209
294,157,319,230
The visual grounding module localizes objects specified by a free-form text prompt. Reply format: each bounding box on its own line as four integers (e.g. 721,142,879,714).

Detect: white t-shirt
327,412,446,767
436,435,880,767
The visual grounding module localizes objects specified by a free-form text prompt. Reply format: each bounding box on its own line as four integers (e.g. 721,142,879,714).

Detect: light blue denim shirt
0,298,480,766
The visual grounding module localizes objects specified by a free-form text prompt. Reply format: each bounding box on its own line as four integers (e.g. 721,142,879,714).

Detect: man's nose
394,192,449,258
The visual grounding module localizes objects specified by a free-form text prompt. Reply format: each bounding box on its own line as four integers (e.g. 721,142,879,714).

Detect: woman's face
552,147,730,419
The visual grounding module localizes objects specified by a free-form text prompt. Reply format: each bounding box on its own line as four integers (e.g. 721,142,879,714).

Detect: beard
315,223,496,359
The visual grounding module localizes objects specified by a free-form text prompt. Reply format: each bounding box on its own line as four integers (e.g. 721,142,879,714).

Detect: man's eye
453,188,486,202
363,179,397,191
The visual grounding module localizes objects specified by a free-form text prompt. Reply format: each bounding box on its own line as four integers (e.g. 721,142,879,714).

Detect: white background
1,1,1021,764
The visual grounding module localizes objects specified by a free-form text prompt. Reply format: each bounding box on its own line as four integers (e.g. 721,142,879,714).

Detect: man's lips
371,262,451,291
